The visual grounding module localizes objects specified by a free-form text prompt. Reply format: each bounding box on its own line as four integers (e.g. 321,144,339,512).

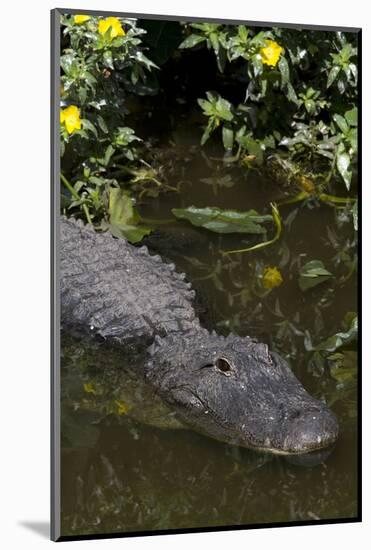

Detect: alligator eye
215,358,232,374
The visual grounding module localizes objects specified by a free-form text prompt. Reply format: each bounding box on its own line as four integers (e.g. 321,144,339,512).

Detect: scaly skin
60,216,339,455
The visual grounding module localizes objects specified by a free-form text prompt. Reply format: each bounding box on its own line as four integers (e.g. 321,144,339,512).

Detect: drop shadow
18,521,50,539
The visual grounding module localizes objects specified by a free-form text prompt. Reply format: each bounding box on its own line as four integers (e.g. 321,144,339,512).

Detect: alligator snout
245,403,339,455
277,405,339,454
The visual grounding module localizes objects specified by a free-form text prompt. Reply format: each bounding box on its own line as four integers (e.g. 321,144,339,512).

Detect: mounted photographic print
51,8,361,541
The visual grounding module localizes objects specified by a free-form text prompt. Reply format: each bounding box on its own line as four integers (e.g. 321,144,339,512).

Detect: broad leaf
108,188,152,243
327,65,340,88
345,107,358,127
316,315,358,353
336,147,352,189
222,126,234,150
298,260,332,291
333,114,349,134
178,33,206,49
172,206,272,234
278,56,290,87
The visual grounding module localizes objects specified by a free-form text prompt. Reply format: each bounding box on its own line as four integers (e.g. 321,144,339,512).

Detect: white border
1,0,368,548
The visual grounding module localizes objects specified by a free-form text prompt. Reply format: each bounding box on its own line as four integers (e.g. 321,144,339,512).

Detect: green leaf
316,315,357,353
286,82,299,104
327,65,341,88
298,260,332,291
200,118,215,146
333,114,349,134
103,144,115,166
278,56,290,87
345,107,358,127
336,147,352,189
81,119,98,138
222,125,234,150
172,206,272,234
135,51,159,71
103,50,114,69
60,53,78,76
215,95,234,121
223,203,282,254
304,99,316,114
78,86,87,105
237,135,264,164
178,34,206,49
347,128,357,151
97,115,109,134
108,188,152,243
209,32,220,53
115,126,141,146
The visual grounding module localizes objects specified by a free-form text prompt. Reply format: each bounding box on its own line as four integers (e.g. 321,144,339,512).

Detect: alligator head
145,329,339,455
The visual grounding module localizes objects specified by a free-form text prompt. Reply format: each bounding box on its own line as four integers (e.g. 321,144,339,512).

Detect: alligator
60,216,339,455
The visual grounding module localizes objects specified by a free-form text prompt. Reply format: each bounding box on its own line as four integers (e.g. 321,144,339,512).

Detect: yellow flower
73,15,91,24
60,105,82,135
115,400,132,415
260,40,283,67
262,266,283,289
98,17,125,40
83,382,96,394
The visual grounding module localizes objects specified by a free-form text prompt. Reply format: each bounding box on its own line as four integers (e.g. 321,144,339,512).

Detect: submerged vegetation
60,17,358,426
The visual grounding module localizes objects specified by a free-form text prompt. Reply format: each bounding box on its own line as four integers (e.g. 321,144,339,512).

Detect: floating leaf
108,188,152,243
298,260,332,291
223,203,282,254
172,206,272,234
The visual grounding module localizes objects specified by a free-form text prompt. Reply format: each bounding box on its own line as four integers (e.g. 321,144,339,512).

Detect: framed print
51,8,361,541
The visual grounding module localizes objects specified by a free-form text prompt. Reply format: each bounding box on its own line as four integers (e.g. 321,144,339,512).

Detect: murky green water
60,114,358,537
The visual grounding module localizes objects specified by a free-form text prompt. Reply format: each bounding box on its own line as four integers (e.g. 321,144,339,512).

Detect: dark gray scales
60,216,200,343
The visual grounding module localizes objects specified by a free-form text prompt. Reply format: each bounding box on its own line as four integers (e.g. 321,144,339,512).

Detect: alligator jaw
239,405,339,455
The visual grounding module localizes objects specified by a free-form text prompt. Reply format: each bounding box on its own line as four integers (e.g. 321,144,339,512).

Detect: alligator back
60,217,199,345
